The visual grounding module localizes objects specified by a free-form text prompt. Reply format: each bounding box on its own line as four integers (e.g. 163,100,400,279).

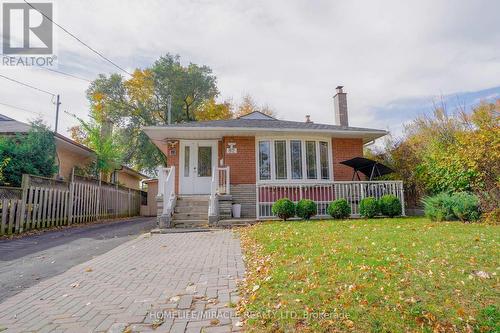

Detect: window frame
255,136,333,183
258,140,272,180
274,140,287,180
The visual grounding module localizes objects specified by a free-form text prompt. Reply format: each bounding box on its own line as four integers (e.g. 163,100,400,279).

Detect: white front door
179,140,218,195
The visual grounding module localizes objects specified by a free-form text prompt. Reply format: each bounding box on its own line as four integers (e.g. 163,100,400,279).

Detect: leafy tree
194,97,233,121
151,54,218,122
0,120,57,187
368,99,499,222
455,101,500,221
235,94,277,118
74,54,219,174
72,116,124,179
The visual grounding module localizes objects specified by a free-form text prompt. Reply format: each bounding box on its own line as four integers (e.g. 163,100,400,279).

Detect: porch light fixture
166,140,177,148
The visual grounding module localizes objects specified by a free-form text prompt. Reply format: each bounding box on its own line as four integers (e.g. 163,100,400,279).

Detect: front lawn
237,218,499,332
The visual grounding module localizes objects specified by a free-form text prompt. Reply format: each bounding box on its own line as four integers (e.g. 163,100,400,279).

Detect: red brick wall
156,140,180,193
154,137,363,188
222,136,256,185
332,138,364,181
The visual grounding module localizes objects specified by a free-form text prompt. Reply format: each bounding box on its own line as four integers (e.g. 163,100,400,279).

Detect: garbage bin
232,204,241,218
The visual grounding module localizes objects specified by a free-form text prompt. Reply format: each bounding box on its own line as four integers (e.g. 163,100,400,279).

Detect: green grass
237,217,499,332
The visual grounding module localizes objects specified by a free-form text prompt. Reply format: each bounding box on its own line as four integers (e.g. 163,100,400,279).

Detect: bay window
258,138,332,181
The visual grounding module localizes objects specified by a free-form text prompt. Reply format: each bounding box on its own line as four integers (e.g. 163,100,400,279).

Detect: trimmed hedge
327,199,351,219
272,198,296,221
379,194,402,217
360,197,379,218
296,199,317,220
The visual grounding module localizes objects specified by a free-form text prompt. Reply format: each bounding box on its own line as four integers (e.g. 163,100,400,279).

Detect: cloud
1,0,499,139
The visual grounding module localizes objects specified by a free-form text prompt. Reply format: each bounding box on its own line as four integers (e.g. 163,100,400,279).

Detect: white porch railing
209,167,231,219
256,180,405,219
158,166,176,216
209,167,219,217
218,166,230,195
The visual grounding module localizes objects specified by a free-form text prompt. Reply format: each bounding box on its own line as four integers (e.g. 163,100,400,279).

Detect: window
184,145,190,177
290,140,303,179
319,141,329,180
305,141,317,179
259,141,271,180
258,139,331,181
274,140,287,179
197,146,212,177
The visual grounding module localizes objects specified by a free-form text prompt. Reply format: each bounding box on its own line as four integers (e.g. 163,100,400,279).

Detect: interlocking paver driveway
0,231,245,333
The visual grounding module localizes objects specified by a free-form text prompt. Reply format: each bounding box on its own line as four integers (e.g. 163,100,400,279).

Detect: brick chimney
333,85,348,127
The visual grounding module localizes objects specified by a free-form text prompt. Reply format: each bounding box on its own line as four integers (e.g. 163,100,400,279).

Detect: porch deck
157,166,405,225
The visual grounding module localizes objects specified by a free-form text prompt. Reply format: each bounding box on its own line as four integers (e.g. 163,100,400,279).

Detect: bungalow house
143,87,405,227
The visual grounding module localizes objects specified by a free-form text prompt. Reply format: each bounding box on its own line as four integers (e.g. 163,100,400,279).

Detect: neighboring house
0,114,146,190
0,114,94,180
143,87,404,226
111,165,148,190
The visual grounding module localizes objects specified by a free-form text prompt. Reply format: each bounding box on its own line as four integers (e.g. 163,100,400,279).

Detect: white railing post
399,181,406,216
225,166,230,194
209,167,219,222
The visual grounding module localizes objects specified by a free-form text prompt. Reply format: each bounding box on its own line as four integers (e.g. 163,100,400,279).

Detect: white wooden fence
0,174,143,235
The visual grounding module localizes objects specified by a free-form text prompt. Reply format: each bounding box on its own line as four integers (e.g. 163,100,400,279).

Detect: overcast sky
1,0,499,139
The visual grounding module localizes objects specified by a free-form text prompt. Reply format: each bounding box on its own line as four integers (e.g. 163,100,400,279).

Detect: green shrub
272,198,296,221
379,194,402,217
0,121,57,187
327,199,351,219
422,192,456,221
360,197,379,218
295,199,317,220
451,192,481,222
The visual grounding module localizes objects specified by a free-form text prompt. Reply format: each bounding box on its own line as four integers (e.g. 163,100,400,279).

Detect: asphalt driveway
0,217,157,302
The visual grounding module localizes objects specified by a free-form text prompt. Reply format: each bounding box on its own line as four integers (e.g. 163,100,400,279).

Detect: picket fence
0,174,143,235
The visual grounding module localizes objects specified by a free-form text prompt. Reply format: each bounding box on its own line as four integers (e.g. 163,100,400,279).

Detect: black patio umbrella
340,157,394,181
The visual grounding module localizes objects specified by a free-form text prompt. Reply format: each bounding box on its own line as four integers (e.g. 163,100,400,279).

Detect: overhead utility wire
0,101,53,118
0,73,56,96
43,68,92,82
24,0,132,76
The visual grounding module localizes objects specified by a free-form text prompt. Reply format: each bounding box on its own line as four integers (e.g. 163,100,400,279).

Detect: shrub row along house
144,87,406,227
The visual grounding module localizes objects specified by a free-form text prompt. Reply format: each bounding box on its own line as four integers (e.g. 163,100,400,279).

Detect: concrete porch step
174,205,208,213
176,198,209,207
173,212,208,220
176,202,209,208
176,195,209,202
173,220,209,228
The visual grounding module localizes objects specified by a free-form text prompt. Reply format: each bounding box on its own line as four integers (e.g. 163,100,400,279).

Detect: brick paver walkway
0,231,245,333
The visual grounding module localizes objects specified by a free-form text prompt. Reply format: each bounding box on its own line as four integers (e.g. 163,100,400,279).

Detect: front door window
184,145,190,177
197,146,212,177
